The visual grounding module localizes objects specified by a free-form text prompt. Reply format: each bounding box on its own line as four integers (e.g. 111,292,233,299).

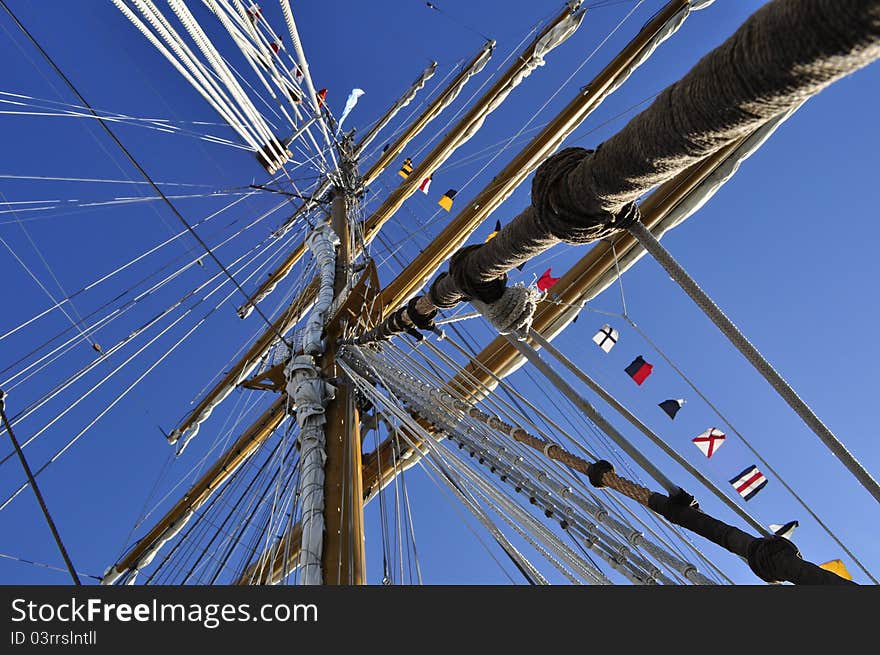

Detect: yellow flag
484,219,501,242
819,559,853,580
398,158,413,179
438,188,457,212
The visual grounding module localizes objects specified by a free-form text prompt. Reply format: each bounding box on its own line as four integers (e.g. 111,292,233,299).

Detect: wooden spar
378,0,692,312
360,137,749,503
237,43,494,318
320,190,366,584
321,384,365,584
356,51,490,188
167,279,316,446
104,397,287,583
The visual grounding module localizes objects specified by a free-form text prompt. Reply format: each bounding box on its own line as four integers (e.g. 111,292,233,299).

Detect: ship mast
165,44,494,451
169,3,584,454
237,0,709,582
320,148,367,584
4,0,869,587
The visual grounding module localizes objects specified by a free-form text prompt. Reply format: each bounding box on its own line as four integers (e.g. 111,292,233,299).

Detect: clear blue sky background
0,0,877,585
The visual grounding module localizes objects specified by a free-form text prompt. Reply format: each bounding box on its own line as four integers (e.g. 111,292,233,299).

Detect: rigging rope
614,311,879,583
627,219,880,504
411,331,733,583
0,0,290,345
0,551,99,581
342,347,710,583
527,327,770,535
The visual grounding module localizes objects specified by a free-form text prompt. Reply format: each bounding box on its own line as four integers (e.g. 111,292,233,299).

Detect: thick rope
584,0,880,215
469,285,542,336
287,355,331,585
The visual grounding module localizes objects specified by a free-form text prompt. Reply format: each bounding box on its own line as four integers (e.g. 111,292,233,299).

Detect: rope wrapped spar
589,461,856,585
355,0,880,344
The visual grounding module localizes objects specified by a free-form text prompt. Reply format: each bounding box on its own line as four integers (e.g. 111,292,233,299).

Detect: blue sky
0,0,877,585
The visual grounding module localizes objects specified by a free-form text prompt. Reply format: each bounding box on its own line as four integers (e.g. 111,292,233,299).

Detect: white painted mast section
289,222,339,585
278,0,338,171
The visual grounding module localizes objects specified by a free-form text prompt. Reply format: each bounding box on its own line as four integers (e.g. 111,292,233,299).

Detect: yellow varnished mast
320,165,367,584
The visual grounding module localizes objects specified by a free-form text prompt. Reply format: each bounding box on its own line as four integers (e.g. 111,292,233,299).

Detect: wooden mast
320,176,366,584
201,3,584,455
166,41,498,447
113,63,752,588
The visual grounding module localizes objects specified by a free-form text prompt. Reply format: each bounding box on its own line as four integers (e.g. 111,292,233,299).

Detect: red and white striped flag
730,465,768,501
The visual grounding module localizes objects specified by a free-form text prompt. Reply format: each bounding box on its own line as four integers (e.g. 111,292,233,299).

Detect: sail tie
468,284,541,336
531,146,640,242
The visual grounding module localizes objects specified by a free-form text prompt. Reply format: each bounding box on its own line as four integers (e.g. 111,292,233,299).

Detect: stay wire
0,390,80,585
424,2,493,43
604,245,877,583
0,551,99,582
